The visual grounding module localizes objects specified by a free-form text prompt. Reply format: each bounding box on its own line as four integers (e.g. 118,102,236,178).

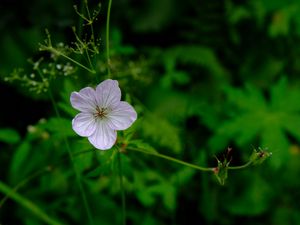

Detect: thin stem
0,181,64,225
36,69,94,225
0,150,95,208
42,47,96,74
117,150,126,225
84,0,95,42
228,161,252,170
76,2,85,39
127,147,214,172
85,48,95,72
49,91,94,225
106,0,113,77
71,27,96,75
0,167,50,208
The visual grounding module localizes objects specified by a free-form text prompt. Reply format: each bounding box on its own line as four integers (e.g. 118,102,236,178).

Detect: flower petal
88,121,117,150
72,113,97,137
108,101,137,130
70,87,97,112
95,79,121,108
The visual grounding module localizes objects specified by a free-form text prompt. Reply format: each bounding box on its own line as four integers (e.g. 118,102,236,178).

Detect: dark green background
1,0,300,224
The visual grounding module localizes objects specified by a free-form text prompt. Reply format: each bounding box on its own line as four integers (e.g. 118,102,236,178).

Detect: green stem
0,181,65,225
117,150,126,225
106,0,113,77
0,150,95,208
84,0,95,42
36,69,94,225
49,91,94,225
0,167,50,207
85,48,95,72
127,147,214,172
77,1,85,39
43,47,96,74
228,161,252,170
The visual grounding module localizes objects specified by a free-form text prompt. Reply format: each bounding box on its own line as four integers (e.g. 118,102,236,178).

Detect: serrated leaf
270,77,288,109
210,78,296,168
225,84,267,111
282,114,300,141
140,115,182,153
261,123,289,169
132,166,180,211
271,77,300,112
165,45,228,78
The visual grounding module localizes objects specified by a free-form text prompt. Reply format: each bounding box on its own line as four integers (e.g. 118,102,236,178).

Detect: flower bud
214,158,230,185
250,148,272,165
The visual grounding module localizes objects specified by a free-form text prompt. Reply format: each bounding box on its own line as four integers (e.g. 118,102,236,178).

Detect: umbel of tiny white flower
70,79,137,150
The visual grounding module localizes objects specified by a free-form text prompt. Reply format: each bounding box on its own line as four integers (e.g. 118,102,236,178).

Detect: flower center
95,106,108,119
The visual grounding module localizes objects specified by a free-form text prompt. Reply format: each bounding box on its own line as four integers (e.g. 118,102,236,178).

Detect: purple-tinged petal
108,101,137,130
70,87,97,112
72,113,97,137
95,79,121,108
88,121,117,150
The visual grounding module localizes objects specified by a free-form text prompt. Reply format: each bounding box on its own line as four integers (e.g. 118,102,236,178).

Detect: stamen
95,106,108,119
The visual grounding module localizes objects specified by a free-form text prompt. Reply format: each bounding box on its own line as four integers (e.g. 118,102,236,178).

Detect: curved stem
106,0,113,77
228,161,252,170
127,147,214,172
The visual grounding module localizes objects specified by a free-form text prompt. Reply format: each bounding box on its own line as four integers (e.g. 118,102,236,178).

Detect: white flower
70,79,137,150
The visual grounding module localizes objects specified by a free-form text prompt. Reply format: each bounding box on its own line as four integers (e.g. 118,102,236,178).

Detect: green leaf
58,102,77,117
226,175,272,215
282,114,300,141
209,78,295,169
139,114,182,153
225,84,267,112
133,169,177,210
42,117,75,137
260,122,289,169
271,77,300,112
164,45,228,78
86,149,117,177
9,141,31,183
0,181,66,225
73,151,93,173
0,128,21,144
129,140,157,154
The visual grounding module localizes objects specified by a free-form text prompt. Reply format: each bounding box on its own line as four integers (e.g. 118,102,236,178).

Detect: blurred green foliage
1,0,300,225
